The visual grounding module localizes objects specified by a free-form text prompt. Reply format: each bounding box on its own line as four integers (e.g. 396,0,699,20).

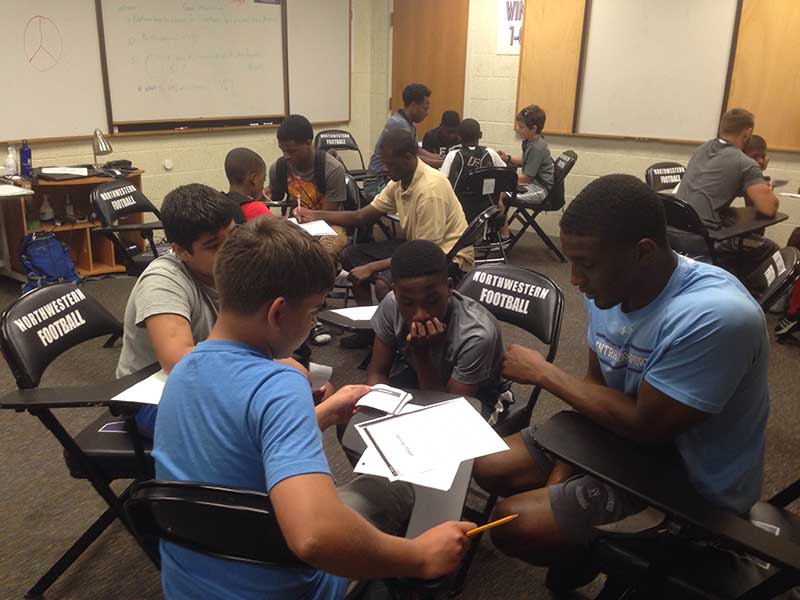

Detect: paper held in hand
355,384,412,414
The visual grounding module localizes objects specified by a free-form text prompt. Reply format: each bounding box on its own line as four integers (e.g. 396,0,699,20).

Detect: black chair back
0,283,122,389
458,264,563,348
458,166,518,223
756,246,800,311
90,180,161,225
314,129,366,173
126,480,305,567
661,195,715,256
447,206,502,264
645,162,686,193
546,151,578,211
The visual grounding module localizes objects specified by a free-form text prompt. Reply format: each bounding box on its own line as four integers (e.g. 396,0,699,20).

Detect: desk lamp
92,128,113,169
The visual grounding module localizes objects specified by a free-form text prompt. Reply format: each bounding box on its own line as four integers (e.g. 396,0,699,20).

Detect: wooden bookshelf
2,170,145,278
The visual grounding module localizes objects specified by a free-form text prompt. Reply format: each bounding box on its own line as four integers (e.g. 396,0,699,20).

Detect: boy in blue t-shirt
153,217,475,600
474,175,769,586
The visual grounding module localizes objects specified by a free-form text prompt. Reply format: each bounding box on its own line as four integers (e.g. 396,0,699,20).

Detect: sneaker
340,330,375,349
775,313,799,337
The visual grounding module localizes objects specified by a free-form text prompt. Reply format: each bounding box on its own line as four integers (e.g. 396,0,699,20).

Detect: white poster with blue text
497,0,524,55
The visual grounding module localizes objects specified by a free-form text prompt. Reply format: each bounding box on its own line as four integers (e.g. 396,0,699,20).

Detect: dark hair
277,114,313,144
458,118,481,145
162,184,240,252
224,147,266,185
517,105,546,134
441,110,461,128
744,134,767,157
402,83,431,107
215,217,335,315
559,174,668,247
379,128,418,157
391,240,448,281
719,108,754,136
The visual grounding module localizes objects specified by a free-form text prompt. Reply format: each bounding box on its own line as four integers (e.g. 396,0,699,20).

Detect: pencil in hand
466,513,519,537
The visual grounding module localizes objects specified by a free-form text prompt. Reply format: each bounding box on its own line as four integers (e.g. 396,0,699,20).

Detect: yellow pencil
466,513,519,537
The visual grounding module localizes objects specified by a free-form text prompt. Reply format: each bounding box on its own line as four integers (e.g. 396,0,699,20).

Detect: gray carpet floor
1,232,799,599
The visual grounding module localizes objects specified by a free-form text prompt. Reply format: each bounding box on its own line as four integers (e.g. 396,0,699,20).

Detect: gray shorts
521,427,665,546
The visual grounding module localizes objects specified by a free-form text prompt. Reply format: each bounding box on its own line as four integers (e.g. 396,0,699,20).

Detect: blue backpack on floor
19,232,81,294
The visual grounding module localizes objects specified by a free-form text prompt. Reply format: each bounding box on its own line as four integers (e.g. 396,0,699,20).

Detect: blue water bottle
20,140,32,178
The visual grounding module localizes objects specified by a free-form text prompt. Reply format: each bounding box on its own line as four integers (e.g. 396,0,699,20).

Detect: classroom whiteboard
576,0,738,141
287,0,350,123
1,1,108,140
99,0,286,124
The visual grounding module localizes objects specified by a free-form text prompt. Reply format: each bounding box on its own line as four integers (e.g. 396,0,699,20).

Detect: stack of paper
287,218,338,236
330,305,378,321
354,397,509,491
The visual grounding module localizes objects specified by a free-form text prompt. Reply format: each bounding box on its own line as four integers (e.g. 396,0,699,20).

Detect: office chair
314,129,368,180
645,162,686,193
0,282,160,598
506,150,578,262
90,179,164,277
534,411,800,599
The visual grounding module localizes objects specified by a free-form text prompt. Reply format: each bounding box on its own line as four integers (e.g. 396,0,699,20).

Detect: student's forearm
296,504,423,578
538,362,646,442
517,173,532,184
307,209,364,228
419,149,444,168
363,259,392,276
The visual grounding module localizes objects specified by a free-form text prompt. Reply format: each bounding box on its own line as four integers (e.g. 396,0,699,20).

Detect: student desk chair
534,411,800,599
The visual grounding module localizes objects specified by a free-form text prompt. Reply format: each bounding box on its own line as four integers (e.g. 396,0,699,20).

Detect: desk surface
710,207,788,242
318,309,375,333
535,411,800,573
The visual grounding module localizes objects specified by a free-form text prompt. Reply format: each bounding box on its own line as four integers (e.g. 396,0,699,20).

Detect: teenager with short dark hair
366,83,443,196
474,175,769,594
498,105,554,204
675,108,780,286
368,240,503,411
154,217,475,599
422,110,461,157
269,114,347,260
224,147,271,222
295,129,473,348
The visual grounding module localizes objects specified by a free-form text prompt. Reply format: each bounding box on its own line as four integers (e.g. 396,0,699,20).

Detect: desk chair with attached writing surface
90,179,164,277
314,129,368,181
446,205,506,274
534,411,800,599
451,263,564,594
506,150,578,262
0,282,160,598
645,162,686,193
455,166,518,264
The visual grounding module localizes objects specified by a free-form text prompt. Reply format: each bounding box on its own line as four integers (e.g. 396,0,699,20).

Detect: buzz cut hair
390,240,449,281
224,147,266,185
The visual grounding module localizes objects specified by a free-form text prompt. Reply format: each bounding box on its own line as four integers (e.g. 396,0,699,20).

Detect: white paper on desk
0,185,34,197
355,444,461,491
287,218,337,237
308,362,333,391
357,398,509,477
356,384,412,414
111,369,168,405
330,305,378,321
41,167,89,177
780,193,800,199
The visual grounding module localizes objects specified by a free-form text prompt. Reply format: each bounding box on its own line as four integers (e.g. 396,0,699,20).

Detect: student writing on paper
674,108,780,291
224,147,272,222
268,114,348,261
368,240,503,416
474,176,769,595
497,104,554,206
153,217,475,599
116,187,307,437
294,129,473,349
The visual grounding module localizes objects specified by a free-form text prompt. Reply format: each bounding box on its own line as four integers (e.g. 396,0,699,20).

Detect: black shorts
520,426,665,545
341,239,466,286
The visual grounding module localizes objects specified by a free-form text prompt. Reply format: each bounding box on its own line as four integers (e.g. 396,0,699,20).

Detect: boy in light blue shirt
154,217,475,600
473,175,769,582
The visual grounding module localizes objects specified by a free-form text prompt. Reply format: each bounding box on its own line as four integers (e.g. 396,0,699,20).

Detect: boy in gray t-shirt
367,240,503,411
498,104,554,202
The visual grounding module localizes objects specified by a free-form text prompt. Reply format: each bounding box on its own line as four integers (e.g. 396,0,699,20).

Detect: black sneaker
340,330,375,349
775,313,800,337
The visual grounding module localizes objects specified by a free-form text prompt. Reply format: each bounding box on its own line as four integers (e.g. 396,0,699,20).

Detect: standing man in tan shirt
294,128,473,348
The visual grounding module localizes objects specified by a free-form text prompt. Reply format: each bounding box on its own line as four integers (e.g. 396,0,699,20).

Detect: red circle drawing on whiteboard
24,15,63,72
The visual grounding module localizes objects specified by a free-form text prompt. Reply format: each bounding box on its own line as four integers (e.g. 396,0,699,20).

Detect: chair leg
596,576,634,600
103,334,120,348
528,218,567,262
24,506,118,598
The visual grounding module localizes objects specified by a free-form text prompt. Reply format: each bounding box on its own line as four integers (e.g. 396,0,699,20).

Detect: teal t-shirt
586,255,769,514
153,339,348,600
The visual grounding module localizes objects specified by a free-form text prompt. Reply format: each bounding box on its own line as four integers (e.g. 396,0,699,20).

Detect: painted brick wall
14,0,389,209
464,0,800,245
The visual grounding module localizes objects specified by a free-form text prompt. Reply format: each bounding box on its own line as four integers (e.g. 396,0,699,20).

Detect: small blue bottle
19,140,32,178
